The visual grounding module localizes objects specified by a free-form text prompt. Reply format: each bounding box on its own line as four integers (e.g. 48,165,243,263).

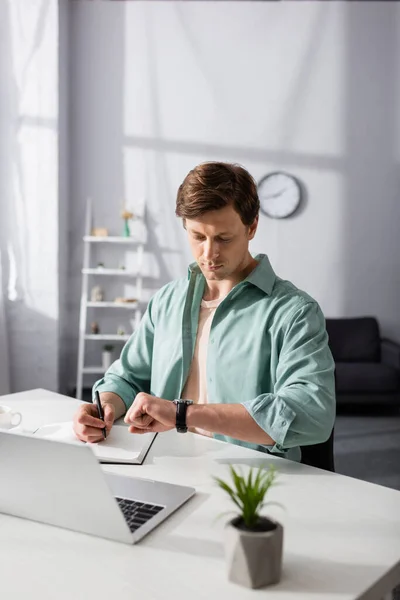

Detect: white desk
1,388,399,600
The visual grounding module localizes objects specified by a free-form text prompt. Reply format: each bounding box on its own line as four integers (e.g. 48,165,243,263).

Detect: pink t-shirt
181,296,225,436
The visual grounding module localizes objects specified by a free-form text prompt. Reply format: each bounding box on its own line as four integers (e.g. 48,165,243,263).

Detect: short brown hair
175,162,260,227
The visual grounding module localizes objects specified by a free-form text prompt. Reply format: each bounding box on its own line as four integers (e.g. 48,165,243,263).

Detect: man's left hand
124,392,175,434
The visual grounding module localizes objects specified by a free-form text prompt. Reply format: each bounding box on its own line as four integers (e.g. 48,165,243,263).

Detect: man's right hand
73,402,115,443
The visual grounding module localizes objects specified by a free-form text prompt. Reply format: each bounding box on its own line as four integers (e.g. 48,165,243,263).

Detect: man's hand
124,393,175,434
73,402,115,443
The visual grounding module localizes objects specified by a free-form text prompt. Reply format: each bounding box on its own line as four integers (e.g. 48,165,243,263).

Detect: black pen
94,391,107,439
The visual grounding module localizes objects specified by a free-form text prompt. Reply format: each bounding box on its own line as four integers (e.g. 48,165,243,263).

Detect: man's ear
248,215,259,240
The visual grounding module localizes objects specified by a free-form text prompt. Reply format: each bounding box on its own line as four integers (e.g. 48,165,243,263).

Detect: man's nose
203,240,219,261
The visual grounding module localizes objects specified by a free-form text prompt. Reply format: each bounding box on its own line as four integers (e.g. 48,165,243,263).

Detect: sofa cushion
335,362,399,393
325,317,380,362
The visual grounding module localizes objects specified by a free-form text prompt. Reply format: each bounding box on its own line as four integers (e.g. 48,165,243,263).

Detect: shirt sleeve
242,301,336,456
92,296,156,411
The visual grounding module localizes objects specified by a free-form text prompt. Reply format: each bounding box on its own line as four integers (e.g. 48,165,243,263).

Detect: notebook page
92,425,153,462
34,421,155,463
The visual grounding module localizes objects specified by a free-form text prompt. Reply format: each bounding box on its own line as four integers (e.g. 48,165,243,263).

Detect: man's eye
219,238,232,243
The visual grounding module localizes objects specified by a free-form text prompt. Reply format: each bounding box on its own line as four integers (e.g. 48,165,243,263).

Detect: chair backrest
300,427,335,472
325,317,380,363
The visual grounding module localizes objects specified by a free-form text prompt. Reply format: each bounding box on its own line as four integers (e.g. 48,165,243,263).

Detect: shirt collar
187,253,276,296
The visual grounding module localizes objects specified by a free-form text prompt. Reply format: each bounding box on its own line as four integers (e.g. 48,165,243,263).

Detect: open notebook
33,422,157,465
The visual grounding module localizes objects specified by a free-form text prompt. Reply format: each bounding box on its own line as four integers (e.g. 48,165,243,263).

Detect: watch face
258,172,301,219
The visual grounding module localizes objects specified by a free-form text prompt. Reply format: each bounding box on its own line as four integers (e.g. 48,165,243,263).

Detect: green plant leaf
248,467,254,492
261,500,286,513
230,466,246,499
214,476,242,511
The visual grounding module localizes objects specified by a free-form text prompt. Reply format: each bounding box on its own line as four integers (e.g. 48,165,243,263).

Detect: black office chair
300,427,335,472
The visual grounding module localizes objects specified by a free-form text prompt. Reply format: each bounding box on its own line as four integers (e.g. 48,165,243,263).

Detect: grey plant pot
223,517,283,589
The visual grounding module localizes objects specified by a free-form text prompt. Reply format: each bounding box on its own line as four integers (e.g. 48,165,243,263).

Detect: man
73,162,335,462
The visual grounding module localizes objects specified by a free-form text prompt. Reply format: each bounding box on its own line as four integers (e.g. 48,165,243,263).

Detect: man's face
185,205,258,281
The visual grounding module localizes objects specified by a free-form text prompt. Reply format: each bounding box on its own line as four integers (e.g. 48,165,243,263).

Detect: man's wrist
186,403,200,429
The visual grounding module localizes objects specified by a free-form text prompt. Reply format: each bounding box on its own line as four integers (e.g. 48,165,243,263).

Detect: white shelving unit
82,268,138,276
84,334,131,341
86,302,137,308
83,236,139,243
76,200,144,399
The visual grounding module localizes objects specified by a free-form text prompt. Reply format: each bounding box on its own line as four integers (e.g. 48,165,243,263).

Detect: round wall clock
258,171,302,218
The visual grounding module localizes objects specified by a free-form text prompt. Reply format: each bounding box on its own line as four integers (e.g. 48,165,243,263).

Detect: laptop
0,430,195,544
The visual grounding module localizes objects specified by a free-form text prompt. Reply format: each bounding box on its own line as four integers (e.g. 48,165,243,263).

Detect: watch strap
173,400,193,433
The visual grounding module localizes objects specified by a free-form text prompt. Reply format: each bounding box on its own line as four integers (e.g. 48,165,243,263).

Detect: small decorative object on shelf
119,265,126,270
102,345,114,370
114,297,137,304
121,202,134,237
91,321,100,334
214,465,283,589
91,227,108,237
91,285,104,302
117,326,126,336
97,262,105,269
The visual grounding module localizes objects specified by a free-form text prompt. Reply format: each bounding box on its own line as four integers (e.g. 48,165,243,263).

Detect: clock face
258,172,301,219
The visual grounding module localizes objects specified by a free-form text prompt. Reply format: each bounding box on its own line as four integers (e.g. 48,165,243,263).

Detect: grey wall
65,1,400,393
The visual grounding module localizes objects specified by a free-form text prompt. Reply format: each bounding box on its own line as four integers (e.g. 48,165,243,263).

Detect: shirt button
211,338,214,344
282,420,287,426
209,377,213,383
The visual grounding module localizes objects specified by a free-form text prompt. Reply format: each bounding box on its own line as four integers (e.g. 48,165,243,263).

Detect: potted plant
215,464,283,589
102,345,114,370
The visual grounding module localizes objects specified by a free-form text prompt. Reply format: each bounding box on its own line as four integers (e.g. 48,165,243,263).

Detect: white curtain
0,0,60,395
0,0,13,396
0,259,10,396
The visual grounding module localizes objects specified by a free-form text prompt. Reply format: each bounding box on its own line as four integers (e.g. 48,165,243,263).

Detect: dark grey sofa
325,317,400,405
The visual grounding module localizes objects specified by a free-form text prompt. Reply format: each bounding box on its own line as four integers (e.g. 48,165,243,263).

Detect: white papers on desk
34,422,156,465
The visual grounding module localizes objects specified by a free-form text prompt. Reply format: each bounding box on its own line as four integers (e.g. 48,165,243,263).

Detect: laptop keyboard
116,496,164,533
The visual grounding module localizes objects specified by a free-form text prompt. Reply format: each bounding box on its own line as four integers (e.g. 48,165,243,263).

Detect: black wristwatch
173,399,194,433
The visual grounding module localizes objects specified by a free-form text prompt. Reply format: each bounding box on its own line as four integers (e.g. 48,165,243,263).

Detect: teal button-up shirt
93,254,335,462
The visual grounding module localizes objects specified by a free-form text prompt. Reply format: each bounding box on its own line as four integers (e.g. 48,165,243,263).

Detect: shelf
86,301,137,308
83,236,141,244
82,367,105,374
84,334,131,341
82,268,137,276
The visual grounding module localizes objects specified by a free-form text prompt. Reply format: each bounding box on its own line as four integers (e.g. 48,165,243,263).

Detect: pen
94,391,107,439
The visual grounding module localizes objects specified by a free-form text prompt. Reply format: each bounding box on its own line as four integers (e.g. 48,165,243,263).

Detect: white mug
0,405,22,430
